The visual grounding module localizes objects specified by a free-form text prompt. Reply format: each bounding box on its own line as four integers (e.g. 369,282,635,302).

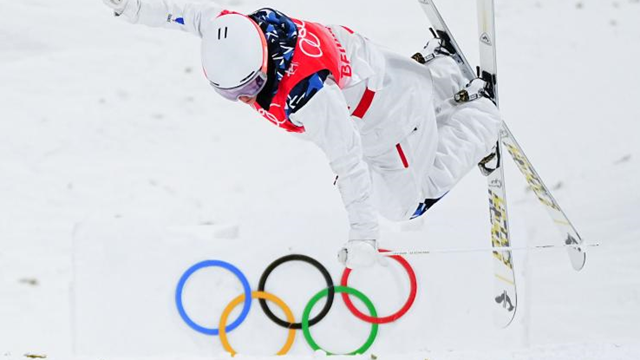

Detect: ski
417,0,517,328
416,0,588,326
475,0,518,328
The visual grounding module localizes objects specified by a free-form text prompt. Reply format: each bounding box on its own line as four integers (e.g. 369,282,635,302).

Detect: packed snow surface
1,0,639,359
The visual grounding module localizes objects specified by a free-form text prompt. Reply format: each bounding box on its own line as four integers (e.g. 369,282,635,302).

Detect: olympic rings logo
175,252,418,356
293,19,324,58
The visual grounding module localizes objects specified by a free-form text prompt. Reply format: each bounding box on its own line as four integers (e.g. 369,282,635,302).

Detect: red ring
340,249,418,324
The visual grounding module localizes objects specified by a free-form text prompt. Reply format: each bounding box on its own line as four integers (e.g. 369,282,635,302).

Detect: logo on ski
480,32,492,46
495,290,515,312
504,143,562,212
489,190,512,269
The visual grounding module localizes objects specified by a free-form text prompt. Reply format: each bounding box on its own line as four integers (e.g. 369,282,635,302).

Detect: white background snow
1,0,639,359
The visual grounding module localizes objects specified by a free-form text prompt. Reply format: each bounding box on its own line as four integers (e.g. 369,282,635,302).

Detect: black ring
258,254,335,330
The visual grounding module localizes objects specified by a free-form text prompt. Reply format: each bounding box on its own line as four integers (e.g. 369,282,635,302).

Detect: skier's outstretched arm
104,0,224,37
290,80,380,269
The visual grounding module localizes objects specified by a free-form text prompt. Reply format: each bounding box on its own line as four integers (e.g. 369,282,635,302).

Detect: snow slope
1,0,640,359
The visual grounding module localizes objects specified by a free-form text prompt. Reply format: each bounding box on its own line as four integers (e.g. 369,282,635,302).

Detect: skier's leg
367,127,427,222
367,45,498,220
368,114,446,221
413,46,502,198
367,104,496,220
424,97,501,199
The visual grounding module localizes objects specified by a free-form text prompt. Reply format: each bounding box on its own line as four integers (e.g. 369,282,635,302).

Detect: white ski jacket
115,0,491,242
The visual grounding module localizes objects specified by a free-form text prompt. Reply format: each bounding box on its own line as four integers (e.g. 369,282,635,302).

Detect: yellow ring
219,291,296,356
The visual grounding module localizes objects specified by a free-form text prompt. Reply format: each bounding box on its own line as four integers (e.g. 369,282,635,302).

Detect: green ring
302,286,378,355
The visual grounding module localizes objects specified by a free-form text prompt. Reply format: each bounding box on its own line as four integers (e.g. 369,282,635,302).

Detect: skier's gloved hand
337,239,381,269
103,0,136,18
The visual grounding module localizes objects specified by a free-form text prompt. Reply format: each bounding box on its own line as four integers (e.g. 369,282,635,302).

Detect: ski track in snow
1,0,639,359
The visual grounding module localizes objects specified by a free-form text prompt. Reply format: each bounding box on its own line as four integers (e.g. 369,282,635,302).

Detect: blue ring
175,260,252,335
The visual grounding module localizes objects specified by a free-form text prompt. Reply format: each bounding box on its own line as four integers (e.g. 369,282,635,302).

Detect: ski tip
566,234,588,271
571,252,587,272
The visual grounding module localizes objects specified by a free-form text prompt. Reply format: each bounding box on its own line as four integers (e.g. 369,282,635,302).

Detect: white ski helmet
202,13,269,101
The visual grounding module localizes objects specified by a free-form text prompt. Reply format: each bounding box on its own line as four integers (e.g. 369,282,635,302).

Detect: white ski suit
114,0,502,242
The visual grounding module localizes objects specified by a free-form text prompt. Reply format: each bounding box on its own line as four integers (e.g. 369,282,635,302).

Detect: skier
103,0,502,269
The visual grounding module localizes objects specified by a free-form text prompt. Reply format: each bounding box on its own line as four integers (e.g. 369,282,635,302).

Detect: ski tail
476,0,518,328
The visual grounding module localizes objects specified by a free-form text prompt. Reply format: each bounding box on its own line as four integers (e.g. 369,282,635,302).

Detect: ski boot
412,38,452,64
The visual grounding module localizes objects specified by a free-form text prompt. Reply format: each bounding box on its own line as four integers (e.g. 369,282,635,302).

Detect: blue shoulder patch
175,17,185,25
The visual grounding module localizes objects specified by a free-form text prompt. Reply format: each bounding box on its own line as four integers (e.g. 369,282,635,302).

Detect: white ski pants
369,56,502,221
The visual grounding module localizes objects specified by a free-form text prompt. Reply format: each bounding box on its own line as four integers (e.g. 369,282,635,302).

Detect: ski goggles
211,70,268,102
